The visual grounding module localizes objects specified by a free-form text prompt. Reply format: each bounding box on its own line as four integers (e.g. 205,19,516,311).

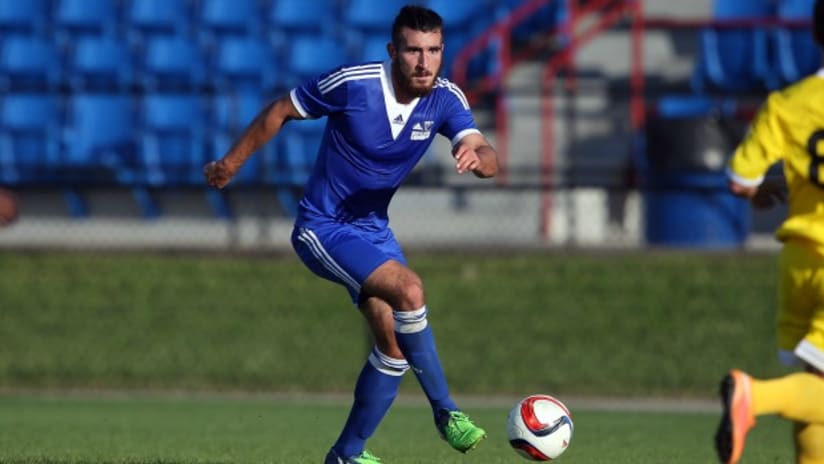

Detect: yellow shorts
777,240,824,372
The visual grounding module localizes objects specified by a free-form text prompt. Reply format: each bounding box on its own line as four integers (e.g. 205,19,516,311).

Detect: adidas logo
392,114,404,124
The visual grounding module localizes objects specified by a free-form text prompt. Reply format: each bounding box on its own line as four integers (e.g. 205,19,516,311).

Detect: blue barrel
642,96,751,248
643,170,751,248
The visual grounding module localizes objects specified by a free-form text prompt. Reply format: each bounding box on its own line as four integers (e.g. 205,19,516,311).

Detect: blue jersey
289,60,481,230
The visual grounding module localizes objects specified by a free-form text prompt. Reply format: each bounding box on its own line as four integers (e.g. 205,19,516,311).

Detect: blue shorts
291,221,407,305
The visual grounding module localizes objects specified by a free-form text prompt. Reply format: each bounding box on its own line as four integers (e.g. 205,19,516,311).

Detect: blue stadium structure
773,0,821,85
0,93,61,185
692,0,775,92
0,0,50,36
1,0,812,220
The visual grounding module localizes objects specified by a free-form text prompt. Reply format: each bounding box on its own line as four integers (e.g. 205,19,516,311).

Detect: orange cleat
714,369,756,464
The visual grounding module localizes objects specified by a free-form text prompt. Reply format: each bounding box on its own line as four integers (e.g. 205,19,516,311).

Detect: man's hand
204,159,237,189
751,178,787,209
729,177,787,210
452,133,498,178
453,144,481,174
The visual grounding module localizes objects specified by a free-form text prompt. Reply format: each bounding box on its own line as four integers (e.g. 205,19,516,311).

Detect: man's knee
396,276,425,310
364,261,425,310
795,422,824,463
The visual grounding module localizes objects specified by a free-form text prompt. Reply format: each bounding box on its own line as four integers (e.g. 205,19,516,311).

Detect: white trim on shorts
296,227,361,292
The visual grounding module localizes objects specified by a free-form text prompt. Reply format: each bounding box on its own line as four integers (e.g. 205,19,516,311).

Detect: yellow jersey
728,70,824,247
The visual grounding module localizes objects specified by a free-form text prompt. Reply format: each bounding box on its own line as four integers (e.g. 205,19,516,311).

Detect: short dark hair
391,5,443,48
816,0,824,47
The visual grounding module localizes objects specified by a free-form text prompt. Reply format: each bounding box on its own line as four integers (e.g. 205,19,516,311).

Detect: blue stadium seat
467,0,568,80
211,93,263,135
209,134,262,187
206,117,265,217
426,0,474,27
55,0,119,40
355,35,389,62
199,0,260,43
68,36,133,91
272,117,325,215
0,36,60,91
141,36,206,91
774,0,821,84
343,0,404,58
712,0,773,17
441,26,484,79
692,0,774,92
276,117,324,185
268,0,337,50
140,94,207,186
655,94,737,118
494,0,570,45
0,94,61,185
269,0,335,33
63,94,136,184
775,0,815,16
210,93,266,186
287,35,344,84
126,0,190,41
0,0,49,36
213,36,278,92
344,0,406,32
430,0,488,70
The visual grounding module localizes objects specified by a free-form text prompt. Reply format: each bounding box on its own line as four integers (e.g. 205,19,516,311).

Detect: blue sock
394,306,458,415
333,347,407,458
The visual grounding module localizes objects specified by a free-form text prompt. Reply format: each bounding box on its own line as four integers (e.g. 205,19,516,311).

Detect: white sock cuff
795,340,824,373
368,346,409,377
393,306,428,334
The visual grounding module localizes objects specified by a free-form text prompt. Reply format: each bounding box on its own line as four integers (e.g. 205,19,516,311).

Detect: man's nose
417,52,428,68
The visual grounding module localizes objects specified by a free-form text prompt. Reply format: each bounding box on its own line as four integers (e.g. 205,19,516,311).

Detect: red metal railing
454,2,815,242
452,0,569,185
539,0,641,239
452,0,568,101
451,0,641,204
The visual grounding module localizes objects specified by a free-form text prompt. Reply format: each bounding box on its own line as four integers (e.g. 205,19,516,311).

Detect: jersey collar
381,60,420,140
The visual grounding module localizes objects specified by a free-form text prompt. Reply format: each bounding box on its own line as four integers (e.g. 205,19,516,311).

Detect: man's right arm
726,94,787,209
204,94,303,189
729,177,787,210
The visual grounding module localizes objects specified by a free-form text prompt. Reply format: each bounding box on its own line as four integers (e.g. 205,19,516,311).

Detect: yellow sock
794,422,824,464
751,373,824,423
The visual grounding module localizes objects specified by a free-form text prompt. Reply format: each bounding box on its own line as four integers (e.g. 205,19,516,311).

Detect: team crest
410,121,434,140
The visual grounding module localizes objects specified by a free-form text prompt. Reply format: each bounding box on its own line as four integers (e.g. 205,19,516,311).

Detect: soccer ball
507,394,574,461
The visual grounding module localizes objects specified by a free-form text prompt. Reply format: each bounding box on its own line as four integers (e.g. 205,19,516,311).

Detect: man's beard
393,61,441,98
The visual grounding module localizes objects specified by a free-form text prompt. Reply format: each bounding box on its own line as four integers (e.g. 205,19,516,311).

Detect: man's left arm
453,132,499,178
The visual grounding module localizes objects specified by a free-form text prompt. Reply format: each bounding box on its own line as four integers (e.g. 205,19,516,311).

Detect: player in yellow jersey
714,1,824,463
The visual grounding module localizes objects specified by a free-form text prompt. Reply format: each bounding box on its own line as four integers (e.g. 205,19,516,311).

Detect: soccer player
715,1,824,463
204,5,496,464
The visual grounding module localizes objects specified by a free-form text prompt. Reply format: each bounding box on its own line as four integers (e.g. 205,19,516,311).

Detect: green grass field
0,250,786,396
0,394,794,464
0,250,797,463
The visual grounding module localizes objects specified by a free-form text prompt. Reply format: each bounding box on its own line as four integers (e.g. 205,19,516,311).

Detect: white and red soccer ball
507,394,574,461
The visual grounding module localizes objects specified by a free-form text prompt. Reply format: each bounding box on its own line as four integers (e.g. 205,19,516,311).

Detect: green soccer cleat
437,409,487,453
324,448,382,464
